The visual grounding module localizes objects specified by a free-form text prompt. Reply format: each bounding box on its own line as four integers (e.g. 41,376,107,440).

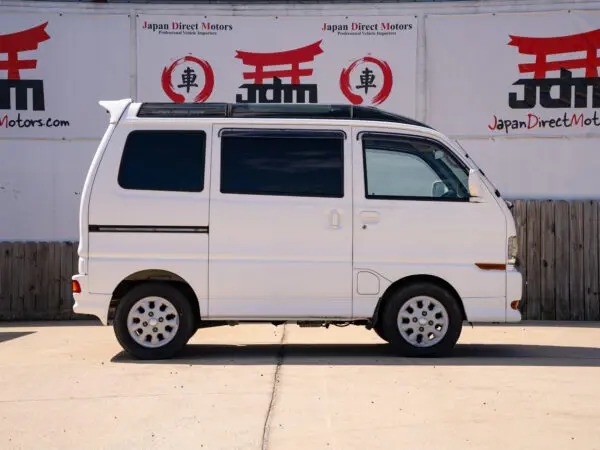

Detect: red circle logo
339,56,393,106
161,56,215,103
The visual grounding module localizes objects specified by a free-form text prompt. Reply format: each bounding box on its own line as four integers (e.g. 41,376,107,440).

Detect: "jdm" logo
0,22,50,111
508,29,600,109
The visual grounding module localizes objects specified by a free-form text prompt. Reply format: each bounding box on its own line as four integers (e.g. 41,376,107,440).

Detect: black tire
380,283,463,357
372,321,388,342
113,282,195,360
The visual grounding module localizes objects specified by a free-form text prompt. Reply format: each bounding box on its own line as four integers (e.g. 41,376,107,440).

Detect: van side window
118,130,206,192
220,130,344,198
362,135,469,200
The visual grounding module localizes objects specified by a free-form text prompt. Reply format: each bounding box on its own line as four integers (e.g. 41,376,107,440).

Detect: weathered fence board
0,243,9,316
13,243,25,318
0,200,599,321
48,243,60,314
24,243,37,314
526,200,542,320
554,201,570,321
569,201,585,320
583,201,600,321
39,242,51,315
540,201,556,320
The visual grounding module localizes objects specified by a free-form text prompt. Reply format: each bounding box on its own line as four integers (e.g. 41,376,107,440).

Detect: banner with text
137,15,418,116
425,11,600,136
0,13,130,139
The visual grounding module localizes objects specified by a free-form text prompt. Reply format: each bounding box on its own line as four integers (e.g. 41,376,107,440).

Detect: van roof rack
136,102,433,129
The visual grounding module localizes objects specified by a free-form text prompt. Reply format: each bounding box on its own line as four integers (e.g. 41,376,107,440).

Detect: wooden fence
512,200,599,321
0,242,81,320
0,199,598,321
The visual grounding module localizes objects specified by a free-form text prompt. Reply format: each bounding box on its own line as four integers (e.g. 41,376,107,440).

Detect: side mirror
432,181,447,197
468,169,485,202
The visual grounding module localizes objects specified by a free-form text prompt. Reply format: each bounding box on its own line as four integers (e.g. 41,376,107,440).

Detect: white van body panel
207,124,353,319
73,100,134,325
350,127,509,322
84,117,212,317
73,101,522,328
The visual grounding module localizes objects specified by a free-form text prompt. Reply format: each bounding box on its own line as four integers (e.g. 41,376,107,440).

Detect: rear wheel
113,282,195,360
380,283,463,357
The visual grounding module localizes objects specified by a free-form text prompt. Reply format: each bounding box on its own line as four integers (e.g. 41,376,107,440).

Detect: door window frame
117,129,208,193
358,131,471,202
211,124,352,202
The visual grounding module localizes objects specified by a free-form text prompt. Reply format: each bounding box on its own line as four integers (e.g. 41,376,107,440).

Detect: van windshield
452,139,502,198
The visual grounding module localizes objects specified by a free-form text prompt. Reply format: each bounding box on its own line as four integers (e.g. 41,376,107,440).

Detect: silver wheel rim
127,297,180,348
397,296,449,348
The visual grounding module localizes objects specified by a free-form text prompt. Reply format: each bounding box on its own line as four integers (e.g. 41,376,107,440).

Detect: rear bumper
506,267,523,322
72,274,111,325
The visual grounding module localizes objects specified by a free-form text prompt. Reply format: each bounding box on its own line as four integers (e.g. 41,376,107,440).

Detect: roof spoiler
99,98,132,124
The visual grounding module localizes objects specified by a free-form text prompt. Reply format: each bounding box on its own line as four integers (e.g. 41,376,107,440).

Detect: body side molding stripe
89,225,208,233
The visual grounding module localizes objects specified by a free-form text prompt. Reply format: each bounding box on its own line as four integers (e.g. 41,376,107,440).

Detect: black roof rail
136,102,433,129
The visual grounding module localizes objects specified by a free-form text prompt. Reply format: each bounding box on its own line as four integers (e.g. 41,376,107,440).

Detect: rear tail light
511,300,520,310
72,280,81,294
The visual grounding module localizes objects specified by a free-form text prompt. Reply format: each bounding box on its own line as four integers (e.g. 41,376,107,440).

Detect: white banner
0,13,130,139
137,15,417,115
426,11,600,137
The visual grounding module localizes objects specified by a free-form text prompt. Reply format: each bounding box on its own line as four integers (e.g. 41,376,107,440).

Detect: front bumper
506,266,523,322
72,274,112,325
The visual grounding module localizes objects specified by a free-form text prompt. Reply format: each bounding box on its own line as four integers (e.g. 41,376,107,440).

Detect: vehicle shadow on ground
497,321,600,329
111,343,600,367
0,331,36,344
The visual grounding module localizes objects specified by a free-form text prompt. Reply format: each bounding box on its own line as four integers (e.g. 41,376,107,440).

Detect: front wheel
380,283,463,357
372,321,389,342
113,282,195,360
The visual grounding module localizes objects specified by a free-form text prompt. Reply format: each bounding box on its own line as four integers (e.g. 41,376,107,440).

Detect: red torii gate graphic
0,22,50,111
235,40,323,85
234,41,323,104
508,29,600,79
507,29,600,109
0,22,50,80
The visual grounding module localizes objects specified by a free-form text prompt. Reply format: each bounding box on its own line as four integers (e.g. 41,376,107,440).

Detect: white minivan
72,99,522,359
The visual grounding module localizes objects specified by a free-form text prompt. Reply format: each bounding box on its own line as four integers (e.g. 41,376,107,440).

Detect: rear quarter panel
86,121,211,316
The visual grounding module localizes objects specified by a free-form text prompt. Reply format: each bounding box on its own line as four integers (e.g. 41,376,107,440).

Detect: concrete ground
1,322,599,450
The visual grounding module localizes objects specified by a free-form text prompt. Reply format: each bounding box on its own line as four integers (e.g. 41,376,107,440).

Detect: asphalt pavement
1,321,599,450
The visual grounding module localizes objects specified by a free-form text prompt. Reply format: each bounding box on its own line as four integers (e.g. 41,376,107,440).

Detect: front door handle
359,211,380,224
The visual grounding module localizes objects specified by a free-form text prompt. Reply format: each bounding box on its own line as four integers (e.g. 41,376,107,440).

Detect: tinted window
363,135,469,200
118,131,206,192
220,131,344,198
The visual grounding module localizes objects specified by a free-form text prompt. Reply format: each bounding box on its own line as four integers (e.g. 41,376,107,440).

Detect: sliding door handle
330,209,341,228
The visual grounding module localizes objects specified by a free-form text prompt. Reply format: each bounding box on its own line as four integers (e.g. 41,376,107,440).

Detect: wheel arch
109,269,201,326
373,274,467,325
